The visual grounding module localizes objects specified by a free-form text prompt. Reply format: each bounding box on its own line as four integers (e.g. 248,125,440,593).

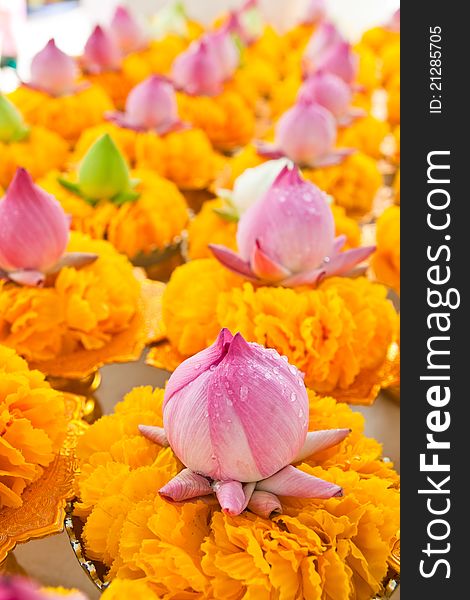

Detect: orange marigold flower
394,168,400,204
75,386,399,599
337,116,390,160
371,205,400,295
8,85,113,144
177,90,256,152
0,126,68,189
354,43,380,92
381,41,400,88
84,71,133,111
0,232,140,363
0,346,67,509
38,170,188,260
361,26,400,57
387,75,400,126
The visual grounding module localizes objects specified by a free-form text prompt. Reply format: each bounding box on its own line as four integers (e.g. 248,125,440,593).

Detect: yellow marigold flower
354,43,380,92
337,116,390,160
0,345,67,508
361,26,400,57
41,587,86,598
393,125,400,164
177,90,256,152
163,259,243,357
305,152,383,218
8,85,113,144
269,73,303,119
0,232,140,363
226,144,266,187
187,199,360,261
73,123,224,191
394,168,400,204
161,259,397,400
227,58,280,111
0,126,68,189
84,71,133,111
76,386,399,599
381,41,400,88
387,75,400,126
371,205,400,294
39,170,188,260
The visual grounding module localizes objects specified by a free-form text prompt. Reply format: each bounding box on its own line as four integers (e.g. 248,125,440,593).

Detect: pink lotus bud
300,0,327,24
107,75,184,134
259,98,349,168
0,576,89,600
0,169,69,282
298,71,363,125
82,25,122,74
303,22,344,75
140,329,348,515
203,28,240,80
172,39,225,96
316,41,358,85
111,5,146,54
387,8,400,33
209,166,375,287
30,39,78,96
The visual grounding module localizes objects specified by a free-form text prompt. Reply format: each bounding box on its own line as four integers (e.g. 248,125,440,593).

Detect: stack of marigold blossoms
75,330,399,600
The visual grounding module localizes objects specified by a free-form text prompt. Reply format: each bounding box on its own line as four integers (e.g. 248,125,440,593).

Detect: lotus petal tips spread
140,329,347,516
172,39,225,96
0,94,29,143
111,5,146,54
209,165,375,287
0,169,96,286
82,25,122,73
107,75,185,134
77,134,136,201
258,97,351,167
30,39,79,96
316,41,358,85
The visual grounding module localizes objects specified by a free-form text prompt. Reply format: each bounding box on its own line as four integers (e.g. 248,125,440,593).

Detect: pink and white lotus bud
0,169,68,284
226,2,263,46
303,22,344,75
172,39,224,96
110,5,146,54
140,329,349,515
30,39,78,96
82,25,122,74
316,41,358,85
203,28,240,80
387,8,400,33
300,0,327,24
107,75,184,134
210,165,375,286
258,98,350,168
298,71,364,125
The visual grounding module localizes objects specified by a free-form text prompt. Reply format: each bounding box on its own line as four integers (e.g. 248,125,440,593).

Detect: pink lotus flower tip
30,39,78,96
303,21,344,76
140,329,350,516
111,5,147,54
209,164,375,287
315,41,358,85
82,25,122,74
171,39,225,96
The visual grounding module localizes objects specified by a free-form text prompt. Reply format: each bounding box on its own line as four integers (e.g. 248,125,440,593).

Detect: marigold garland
176,90,256,152
371,205,400,295
8,85,113,144
0,233,141,363
337,116,389,160
39,170,188,260
186,199,361,261
82,71,133,112
0,127,68,189
156,259,398,400
361,26,400,58
0,346,67,509
75,386,399,600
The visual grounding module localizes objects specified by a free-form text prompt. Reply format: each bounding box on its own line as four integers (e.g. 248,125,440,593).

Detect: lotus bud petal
257,465,343,498
229,158,294,216
77,134,134,200
172,39,224,96
203,28,240,80
159,468,213,501
247,490,282,518
83,25,122,73
226,4,263,46
163,330,309,482
298,72,353,121
316,41,358,85
213,480,249,515
273,99,338,166
303,22,344,74
293,428,351,462
109,75,183,134
300,0,327,24
387,9,400,32
30,39,78,96
236,165,335,279
0,94,29,143
0,169,69,275
111,5,146,54
138,424,169,447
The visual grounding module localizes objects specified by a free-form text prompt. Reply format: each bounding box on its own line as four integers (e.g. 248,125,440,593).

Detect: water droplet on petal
289,365,297,375
204,411,209,418
290,392,297,402
210,364,217,371
264,371,272,380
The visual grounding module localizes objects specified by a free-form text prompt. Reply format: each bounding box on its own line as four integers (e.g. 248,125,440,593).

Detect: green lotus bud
0,95,30,143
77,134,138,202
150,1,188,40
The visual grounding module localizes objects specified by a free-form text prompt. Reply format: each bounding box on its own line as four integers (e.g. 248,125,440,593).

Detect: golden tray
0,394,88,564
